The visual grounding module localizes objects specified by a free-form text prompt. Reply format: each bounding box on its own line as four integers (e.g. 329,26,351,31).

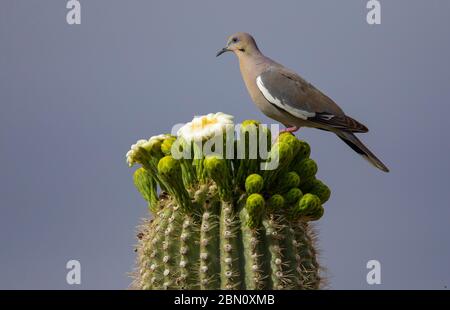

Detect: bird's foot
279,126,299,135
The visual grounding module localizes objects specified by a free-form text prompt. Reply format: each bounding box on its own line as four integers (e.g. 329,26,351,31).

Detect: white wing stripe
319,113,334,121
256,76,315,120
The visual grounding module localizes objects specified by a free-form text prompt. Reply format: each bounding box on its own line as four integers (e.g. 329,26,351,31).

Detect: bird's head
216,32,260,57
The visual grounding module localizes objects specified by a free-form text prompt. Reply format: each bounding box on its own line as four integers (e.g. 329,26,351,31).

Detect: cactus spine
128,114,331,290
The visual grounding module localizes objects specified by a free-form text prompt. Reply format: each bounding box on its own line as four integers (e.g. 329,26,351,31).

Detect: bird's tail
336,130,389,172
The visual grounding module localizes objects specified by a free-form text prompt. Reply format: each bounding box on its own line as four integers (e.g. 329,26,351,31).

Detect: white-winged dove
217,32,389,172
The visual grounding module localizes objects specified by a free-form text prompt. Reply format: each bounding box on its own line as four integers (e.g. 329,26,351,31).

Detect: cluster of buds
128,113,331,290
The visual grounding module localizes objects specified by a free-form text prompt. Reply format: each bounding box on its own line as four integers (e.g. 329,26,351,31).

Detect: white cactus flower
136,139,148,145
126,152,136,167
177,112,234,142
149,134,171,142
142,134,171,149
126,135,169,167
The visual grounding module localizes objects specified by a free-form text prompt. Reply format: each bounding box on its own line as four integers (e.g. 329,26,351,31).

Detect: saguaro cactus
127,113,331,290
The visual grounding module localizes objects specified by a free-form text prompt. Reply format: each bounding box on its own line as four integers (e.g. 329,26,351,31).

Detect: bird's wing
256,67,368,133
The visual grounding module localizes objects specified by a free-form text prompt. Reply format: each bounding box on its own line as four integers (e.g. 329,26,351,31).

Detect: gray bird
217,32,389,172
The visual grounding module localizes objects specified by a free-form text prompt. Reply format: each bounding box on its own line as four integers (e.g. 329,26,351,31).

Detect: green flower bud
157,155,192,213
235,120,271,187
240,120,260,145
204,155,232,199
161,136,177,155
264,141,294,171
284,188,303,205
292,193,321,219
133,167,158,212
300,177,316,192
277,132,301,156
308,179,331,204
241,119,261,128
279,141,296,162
239,120,260,162
245,193,265,228
309,205,325,221
245,174,264,194
263,141,296,189
266,194,285,212
241,119,272,145
294,158,318,180
157,155,181,179
296,140,311,161
276,171,301,193
133,167,153,202
204,155,228,181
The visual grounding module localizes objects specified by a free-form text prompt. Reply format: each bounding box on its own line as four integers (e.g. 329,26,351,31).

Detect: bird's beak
216,47,230,57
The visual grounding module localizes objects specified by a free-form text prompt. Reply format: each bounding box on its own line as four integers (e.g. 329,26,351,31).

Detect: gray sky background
1,0,449,289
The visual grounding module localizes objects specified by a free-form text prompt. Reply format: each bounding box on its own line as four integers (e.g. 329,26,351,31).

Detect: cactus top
127,112,331,225
128,113,331,290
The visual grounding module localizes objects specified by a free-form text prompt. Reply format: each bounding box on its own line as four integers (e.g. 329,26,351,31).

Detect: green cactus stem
128,114,331,290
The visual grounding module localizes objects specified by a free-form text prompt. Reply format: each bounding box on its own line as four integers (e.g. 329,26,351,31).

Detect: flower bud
266,194,285,212
245,174,264,194
284,188,303,205
161,136,177,155
291,193,321,219
245,193,265,228
308,179,331,204
294,158,318,180
276,171,300,193
133,167,158,213
157,155,181,179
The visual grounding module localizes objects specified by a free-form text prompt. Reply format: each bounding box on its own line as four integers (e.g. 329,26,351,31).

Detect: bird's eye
232,37,238,43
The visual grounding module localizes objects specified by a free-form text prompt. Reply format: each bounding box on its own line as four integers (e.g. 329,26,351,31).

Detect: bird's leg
279,126,300,134
274,126,300,142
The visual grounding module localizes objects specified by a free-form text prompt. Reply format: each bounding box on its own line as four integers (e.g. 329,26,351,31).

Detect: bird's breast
239,61,269,108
